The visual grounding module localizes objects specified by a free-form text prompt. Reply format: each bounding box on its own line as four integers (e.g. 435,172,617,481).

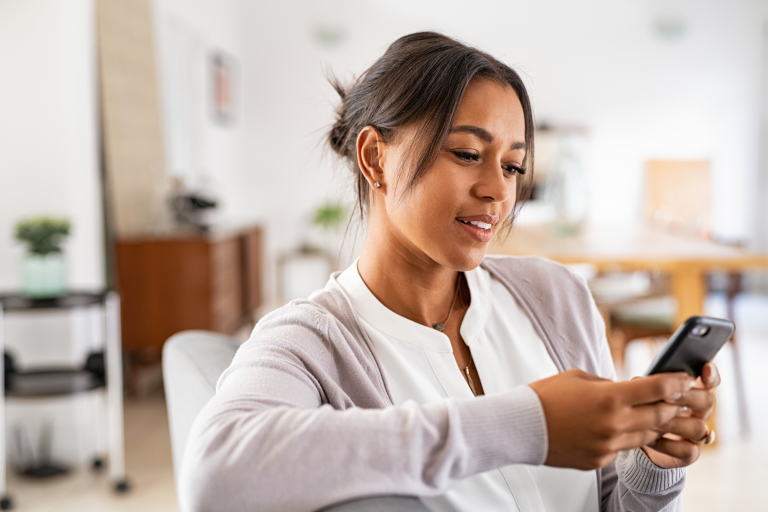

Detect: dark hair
328,31,535,227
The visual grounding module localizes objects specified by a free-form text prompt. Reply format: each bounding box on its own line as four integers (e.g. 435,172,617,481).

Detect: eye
503,164,526,175
451,150,480,162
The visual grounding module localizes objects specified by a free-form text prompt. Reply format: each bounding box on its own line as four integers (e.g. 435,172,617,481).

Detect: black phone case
645,316,734,377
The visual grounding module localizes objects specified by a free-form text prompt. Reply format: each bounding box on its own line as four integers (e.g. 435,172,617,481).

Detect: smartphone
645,316,734,377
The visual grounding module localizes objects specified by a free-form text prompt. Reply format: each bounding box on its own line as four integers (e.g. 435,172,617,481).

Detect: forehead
452,79,525,142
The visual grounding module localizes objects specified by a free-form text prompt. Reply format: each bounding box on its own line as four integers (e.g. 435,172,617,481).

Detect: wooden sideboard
115,225,263,358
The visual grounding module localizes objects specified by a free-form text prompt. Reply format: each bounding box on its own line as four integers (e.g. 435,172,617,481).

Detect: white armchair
162,330,429,512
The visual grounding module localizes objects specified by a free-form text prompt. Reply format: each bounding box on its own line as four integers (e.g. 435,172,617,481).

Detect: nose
473,161,512,204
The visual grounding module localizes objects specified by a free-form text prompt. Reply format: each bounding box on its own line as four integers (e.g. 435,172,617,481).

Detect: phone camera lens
692,325,710,336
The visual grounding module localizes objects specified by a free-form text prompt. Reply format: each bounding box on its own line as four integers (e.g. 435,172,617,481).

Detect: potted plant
312,202,349,233
14,216,71,297
277,202,350,302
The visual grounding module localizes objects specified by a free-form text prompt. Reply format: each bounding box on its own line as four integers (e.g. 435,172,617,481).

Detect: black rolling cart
0,292,128,509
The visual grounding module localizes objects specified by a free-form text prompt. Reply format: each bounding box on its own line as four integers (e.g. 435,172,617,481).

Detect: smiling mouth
458,219,492,231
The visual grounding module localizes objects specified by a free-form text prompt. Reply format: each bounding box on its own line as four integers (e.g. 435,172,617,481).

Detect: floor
4,294,768,511
679,293,768,511
5,396,177,512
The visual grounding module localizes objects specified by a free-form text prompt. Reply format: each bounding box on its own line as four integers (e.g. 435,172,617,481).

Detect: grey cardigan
180,256,685,512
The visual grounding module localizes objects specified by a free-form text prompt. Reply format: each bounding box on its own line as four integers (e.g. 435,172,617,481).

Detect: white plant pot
22,253,66,298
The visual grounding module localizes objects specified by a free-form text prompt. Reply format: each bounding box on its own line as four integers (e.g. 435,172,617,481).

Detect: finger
605,429,661,452
663,388,714,414
623,402,682,431
617,373,695,406
655,417,708,443
690,401,714,422
647,437,700,466
701,363,721,390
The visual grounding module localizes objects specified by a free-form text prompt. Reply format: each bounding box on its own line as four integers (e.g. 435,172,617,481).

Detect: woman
181,32,719,512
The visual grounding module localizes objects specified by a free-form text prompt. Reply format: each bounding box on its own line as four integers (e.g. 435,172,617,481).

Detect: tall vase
22,253,66,298
543,134,589,237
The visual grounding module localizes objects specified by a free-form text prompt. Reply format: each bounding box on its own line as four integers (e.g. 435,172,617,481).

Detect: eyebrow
449,125,526,150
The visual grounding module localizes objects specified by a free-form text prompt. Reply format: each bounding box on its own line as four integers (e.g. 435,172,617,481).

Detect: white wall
0,0,103,292
151,0,248,223
239,0,765,302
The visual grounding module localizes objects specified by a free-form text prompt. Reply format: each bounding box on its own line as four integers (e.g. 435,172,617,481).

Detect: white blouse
336,261,598,512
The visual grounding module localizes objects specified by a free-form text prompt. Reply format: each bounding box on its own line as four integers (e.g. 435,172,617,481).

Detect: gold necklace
432,274,461,333
431,275,477,396
464,353,477,396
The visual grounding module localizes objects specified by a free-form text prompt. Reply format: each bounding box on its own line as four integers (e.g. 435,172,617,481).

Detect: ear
356,126,387,192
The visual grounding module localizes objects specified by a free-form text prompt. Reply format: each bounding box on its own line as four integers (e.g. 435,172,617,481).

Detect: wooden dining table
489,222,768,440
488,223,768,328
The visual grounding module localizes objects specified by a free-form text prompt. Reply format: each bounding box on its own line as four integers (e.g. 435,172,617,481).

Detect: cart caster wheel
91,457,104,471
114,480,130,493
0,496,12,510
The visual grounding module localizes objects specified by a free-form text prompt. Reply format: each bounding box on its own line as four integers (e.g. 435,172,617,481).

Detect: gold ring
702,429,716,445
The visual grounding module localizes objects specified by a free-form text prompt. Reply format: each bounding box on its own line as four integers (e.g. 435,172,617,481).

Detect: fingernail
670,392,682,400
686,380,696,390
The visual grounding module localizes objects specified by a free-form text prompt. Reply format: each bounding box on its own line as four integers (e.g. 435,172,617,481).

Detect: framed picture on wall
210,51,235,125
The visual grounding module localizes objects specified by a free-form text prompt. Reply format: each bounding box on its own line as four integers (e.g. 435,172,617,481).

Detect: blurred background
1,0,767,510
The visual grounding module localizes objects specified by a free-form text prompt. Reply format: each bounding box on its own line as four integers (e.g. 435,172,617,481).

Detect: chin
440,246,487,272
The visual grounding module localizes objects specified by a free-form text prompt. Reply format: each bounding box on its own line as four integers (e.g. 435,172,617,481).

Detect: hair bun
328,78,351,158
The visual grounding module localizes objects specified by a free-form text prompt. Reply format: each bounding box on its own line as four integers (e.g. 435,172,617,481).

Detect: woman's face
378,78,527,271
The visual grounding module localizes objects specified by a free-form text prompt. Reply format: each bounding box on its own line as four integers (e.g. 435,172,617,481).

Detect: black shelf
0,290,127,501
5,369,104,398
0,292,106,312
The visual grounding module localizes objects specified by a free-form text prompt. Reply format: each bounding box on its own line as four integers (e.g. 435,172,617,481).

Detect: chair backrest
162,330,240,486
644,160,711,238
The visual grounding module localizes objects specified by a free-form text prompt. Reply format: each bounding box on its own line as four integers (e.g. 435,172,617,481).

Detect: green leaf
14,216,71,255
312,202,349,232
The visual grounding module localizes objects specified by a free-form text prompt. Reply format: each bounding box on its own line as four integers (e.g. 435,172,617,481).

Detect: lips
456,214,498,242
458,219,492,230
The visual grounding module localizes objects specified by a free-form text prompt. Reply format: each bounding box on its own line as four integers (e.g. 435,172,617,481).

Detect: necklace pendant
433,322,446,332
465,367,477,396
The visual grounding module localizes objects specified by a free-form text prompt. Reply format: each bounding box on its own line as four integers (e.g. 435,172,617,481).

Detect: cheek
389,174,459,237
500,178,519,217
507,187,518,215
412,173,465,223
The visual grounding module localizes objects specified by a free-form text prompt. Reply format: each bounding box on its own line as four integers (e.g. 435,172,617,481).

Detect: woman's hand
641,362,721,469
528,369,695,470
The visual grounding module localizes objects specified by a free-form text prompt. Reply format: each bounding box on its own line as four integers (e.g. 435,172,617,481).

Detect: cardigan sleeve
602,449,686,512
178,309,549,512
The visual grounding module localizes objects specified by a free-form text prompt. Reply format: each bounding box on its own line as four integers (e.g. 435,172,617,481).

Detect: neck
357,217,463,328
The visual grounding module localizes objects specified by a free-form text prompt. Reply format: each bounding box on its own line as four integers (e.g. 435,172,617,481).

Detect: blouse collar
335,259,491,352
